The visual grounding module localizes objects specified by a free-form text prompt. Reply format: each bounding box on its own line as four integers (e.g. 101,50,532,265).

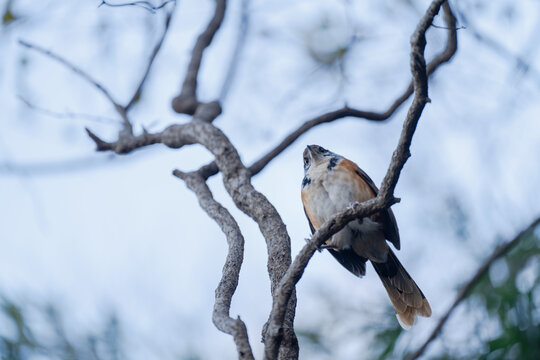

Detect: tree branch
262,1,448,358
171,0,227,114
18,40,133,135
406,215,540,360
173,170,254,360
86,101,299,358
197,2,457,180
125,5,175,111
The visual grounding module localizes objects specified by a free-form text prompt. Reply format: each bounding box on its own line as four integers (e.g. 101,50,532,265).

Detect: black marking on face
327,156,338,170
303,149,311,171
302,176,311,188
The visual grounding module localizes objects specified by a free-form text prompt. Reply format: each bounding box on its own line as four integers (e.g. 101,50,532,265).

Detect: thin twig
98,0,175,14
173,170,254,359
17,95,119,124
0,155,125,176
125,6,175,111
262,1,448,358
457,10,540,88
406,216,540,360
171,0,227,114
18,40,133,134
219,0,250,102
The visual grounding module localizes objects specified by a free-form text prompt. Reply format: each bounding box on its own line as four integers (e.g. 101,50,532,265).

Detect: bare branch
17,95,119,124
171,0,227,114
125,6,175,111
18,40,133,134
173,170,254,360
262,1,448,358
84,101,223,153
406,216,540,360
98,0,175,14
86,102,300,358
197,2,457,180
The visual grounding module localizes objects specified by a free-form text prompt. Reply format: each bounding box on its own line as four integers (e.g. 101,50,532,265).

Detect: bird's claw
318,243,339,252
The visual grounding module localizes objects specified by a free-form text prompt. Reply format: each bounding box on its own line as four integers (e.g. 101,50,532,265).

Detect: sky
1,0,540,359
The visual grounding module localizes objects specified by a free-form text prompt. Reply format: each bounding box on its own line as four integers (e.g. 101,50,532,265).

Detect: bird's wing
303,206,317,235
303,205,367,277
328,249,367,277
342,159,401,250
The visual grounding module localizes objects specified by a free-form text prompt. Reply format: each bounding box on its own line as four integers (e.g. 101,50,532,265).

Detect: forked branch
173,170,254,359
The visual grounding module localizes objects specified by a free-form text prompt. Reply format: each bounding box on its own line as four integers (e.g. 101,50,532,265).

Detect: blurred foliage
467,230,540,360
0,298,122,360
367,226,540,360
296,328,331,355
2,9,15,25
2,0,16,25
372,319,403,360
0,299,205,360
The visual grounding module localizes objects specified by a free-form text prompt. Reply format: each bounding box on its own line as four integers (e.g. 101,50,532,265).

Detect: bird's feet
305,238,339,252
318,243,340,252
347,201,360,210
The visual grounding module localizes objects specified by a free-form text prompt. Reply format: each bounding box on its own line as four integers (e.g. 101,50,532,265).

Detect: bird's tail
371,248,431,329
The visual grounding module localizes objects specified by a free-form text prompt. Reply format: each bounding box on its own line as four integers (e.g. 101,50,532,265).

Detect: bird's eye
303,156,310,167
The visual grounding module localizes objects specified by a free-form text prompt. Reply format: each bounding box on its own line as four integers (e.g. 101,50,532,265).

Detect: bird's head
303,144,340,176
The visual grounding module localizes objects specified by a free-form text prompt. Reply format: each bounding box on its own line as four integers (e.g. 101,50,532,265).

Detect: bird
300,144,431,329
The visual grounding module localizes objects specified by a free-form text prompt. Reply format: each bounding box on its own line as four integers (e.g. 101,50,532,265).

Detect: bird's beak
306,145,323,163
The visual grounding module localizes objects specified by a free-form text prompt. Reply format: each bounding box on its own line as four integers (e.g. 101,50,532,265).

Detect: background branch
125,5,175,111
406,215,540,360
19,40,133,134
17,95,119,124
98,0,175,14
171,0,227,114
219,0,250,103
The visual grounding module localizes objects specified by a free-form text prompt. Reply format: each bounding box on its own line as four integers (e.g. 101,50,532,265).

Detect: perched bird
301,145,431,329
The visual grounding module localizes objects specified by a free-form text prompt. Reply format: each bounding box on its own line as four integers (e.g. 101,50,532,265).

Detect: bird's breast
302,180,336,230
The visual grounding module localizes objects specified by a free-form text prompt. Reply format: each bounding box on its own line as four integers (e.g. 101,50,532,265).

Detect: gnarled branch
173,170,254,360
86,100,300,358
